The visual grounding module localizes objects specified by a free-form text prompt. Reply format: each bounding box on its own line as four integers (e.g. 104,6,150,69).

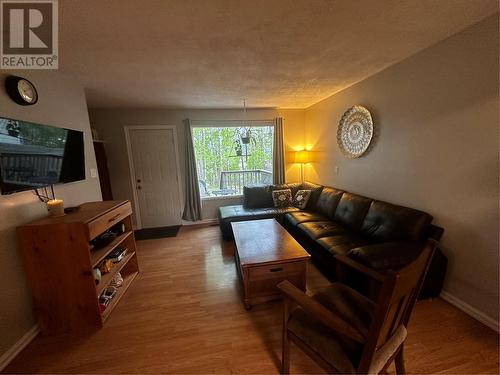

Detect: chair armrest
277,280,366,343
335,254,385,282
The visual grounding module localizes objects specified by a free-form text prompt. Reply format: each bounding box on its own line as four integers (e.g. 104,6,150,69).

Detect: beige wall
89,108,305,221
304,15,499,322
0,71,102,361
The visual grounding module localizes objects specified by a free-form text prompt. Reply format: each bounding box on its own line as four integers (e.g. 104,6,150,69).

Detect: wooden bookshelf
17,200,140,335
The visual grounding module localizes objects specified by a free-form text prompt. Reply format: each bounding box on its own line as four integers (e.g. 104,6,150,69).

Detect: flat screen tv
0,116,85,195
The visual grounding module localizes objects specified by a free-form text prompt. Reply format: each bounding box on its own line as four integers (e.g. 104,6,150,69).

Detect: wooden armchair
277,239,437,374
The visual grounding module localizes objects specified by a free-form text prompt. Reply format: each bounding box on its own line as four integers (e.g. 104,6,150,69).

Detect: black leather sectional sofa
219,182,445,296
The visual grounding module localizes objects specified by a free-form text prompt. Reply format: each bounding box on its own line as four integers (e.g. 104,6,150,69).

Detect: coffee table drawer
245,260,307,299
248,272,305,298
249,261,304,280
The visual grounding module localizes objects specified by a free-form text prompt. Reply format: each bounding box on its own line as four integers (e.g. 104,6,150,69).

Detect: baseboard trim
182,218,219,226
0,324,40,372
440,291,499,333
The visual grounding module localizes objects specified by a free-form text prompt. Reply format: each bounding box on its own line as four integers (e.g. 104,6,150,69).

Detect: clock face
17,79,38,103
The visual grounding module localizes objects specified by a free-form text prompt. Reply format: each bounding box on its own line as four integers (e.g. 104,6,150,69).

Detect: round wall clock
5,75,38,106
337,105,374,158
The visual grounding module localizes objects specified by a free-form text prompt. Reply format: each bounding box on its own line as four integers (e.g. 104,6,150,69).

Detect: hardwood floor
4,225,499,374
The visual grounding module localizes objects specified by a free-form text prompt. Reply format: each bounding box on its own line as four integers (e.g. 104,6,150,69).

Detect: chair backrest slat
357,239,437,372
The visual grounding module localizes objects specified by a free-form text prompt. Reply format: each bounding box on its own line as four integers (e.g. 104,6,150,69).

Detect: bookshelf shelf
90,230,133,267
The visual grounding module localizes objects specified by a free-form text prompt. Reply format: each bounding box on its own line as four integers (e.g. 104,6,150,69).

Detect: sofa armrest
347,242,425,272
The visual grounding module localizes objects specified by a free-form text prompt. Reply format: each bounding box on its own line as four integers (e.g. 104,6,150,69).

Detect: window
192,125,274,198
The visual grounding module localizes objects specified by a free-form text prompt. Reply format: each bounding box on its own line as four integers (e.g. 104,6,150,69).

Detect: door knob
137,179,142,183
137,186,142,190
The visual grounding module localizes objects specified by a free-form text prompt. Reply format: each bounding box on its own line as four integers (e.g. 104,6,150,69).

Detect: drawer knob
270,267,283,273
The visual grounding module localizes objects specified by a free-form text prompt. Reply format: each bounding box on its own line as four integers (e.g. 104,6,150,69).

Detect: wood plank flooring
4,225,499,374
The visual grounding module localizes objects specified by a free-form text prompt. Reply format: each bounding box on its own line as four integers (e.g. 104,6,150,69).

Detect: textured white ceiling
58,0,498,109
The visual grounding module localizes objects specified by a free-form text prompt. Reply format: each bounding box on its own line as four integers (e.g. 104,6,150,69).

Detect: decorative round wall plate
337,105,374,158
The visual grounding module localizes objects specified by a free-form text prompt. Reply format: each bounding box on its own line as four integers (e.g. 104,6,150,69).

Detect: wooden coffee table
232,219,311,310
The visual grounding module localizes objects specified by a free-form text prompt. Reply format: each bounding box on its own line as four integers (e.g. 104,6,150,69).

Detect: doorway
125,126,183,229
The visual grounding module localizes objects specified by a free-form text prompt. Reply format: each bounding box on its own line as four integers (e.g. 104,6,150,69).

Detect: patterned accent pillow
272,189,293,208
292,190,312,209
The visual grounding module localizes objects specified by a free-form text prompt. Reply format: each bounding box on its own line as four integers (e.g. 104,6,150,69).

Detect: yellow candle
47,199,64,216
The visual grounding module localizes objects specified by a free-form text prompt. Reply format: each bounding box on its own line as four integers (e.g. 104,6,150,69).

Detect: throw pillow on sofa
292,190,312,209
272,189,293,208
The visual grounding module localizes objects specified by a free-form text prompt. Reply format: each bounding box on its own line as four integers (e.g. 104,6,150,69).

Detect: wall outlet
90,168,98,178
334,165,339,174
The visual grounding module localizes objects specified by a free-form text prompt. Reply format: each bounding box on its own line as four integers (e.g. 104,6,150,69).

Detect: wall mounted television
0,116,85,195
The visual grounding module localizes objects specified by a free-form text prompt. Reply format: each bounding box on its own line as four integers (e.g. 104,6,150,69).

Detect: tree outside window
192,125,274,198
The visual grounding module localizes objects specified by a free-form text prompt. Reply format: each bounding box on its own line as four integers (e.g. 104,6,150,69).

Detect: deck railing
214,169,272,196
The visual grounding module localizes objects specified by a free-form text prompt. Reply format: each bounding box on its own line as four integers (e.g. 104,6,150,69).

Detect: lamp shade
293,150,311,164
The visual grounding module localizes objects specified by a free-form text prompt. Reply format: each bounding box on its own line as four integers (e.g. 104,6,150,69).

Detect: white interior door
127,127,182,228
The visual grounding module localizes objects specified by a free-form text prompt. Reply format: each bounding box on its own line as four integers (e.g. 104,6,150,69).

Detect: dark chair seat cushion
317,235,372,256
288,283,375,373
285,211,329,227
347,242,424,271
297,221,347,240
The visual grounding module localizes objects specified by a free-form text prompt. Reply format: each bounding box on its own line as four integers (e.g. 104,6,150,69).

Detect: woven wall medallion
337,105,374,158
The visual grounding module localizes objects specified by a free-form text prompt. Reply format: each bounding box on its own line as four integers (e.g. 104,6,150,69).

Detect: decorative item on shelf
111,222,126,235
110,272,124,288
93,268,102,285
91,229,118,249
337,105,374,158
291,150,312,182
99,286,118,312
105,246,127,263
98,259,114,274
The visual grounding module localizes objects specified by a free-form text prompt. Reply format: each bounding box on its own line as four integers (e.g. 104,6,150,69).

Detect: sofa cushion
347,242,424,271
285,211,329,227
298,221,347,240
315,187,344,219
317,235,372,256
360,201,433,242
218,204,300,239
333,192,372,231
243,185,273,208
219,205,300,221
300,181,324,210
